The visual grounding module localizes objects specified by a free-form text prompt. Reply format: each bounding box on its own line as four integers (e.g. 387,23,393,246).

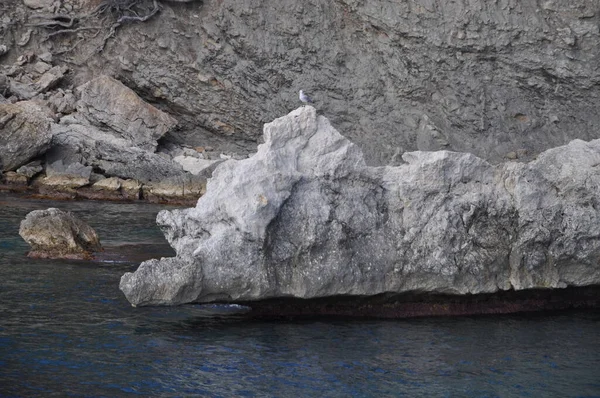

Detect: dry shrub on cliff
30,0,160,54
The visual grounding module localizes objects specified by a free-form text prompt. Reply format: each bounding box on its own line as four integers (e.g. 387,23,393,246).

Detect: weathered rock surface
0,100,53,171
141,176,206,204
23,0,54,10
3,171,28,185
3,0,591,166
36,160,91,194
172,155,223,176
16,160,43,178
19,208,102,259
5,63,67,100
91,176,121,192
119,107,600,306
49,115,188,183
76,76,177,151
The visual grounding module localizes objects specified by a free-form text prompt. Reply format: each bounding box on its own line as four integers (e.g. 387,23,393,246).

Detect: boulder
0,101,53,171
120,107,600,306
19,208,102,260
76,76,177,151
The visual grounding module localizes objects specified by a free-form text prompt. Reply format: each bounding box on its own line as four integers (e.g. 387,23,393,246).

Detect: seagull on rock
299,90,314,105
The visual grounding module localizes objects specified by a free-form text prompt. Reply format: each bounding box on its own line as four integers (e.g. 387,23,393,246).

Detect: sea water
0,193,598,397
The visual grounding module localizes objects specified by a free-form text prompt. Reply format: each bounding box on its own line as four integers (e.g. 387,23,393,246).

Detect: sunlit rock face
120,107,600,306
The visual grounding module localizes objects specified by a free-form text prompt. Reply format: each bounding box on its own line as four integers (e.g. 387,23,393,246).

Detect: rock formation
3,0,599,166
2,0,599,205
119,107,600,306
76,76,177,152
19,207,102,259
0,100,53,171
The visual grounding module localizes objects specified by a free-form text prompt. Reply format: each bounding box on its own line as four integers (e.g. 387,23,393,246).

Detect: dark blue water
1,193,599,397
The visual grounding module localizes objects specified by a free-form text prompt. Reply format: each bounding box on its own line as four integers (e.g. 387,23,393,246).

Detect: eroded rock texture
72,0,600,163
0,100,53,171
119,107,600,306
76,76,177,152
19,207,102,259
2,0,598,164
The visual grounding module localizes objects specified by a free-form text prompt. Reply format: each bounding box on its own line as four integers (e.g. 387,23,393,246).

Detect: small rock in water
16,160,43,178
19,208,103,260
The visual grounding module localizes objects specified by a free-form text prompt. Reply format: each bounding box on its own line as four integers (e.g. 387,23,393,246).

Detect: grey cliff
0,100,53,171
2,0,598,165
119,107,600,306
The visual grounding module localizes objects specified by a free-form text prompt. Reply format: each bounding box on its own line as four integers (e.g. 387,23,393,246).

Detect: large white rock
120,106,600,306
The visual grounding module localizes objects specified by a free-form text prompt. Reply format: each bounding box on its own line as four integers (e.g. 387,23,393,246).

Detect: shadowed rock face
76,76,178,152
119,107,600,306
19,208,102,260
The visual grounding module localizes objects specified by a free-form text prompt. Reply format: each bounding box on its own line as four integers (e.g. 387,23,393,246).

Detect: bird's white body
299,90,313,104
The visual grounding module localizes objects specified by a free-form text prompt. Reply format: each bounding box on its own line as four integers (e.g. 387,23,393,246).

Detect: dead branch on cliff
99,0,160,52
28,0,161,55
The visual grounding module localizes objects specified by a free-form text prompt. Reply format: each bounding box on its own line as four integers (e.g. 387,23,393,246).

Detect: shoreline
0,181,201,206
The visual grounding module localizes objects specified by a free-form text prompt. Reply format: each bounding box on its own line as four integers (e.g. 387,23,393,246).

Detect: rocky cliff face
119,107,600,306
1,0,598,165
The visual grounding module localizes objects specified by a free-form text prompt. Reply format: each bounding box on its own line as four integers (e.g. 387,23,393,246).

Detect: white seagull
299,90,314,105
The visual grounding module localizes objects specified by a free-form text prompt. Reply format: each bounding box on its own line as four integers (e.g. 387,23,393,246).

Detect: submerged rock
120,107,600,307
19,208,102,260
